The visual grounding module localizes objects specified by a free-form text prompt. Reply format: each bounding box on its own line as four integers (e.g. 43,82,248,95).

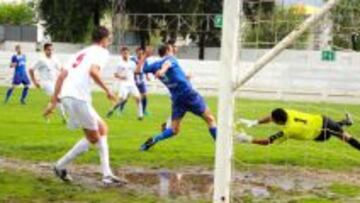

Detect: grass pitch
1,87,360,202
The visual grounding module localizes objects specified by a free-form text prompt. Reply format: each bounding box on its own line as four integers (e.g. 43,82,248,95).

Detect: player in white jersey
29,43,67,122
43,26,126,185
106,47,144,120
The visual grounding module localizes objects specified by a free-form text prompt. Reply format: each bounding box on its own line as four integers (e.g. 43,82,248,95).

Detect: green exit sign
214,14,223,28
322,50,336,61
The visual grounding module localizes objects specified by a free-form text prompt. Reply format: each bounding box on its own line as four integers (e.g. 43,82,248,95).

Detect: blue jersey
144,56,194,101
11,54,26,74
131,56,145,84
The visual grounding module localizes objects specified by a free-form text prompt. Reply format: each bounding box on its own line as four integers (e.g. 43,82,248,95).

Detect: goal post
213,0,242,202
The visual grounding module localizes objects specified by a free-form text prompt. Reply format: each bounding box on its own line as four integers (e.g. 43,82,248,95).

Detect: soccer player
140,44,217,151
237,108,360,151
43,26,125,184
29,43,66,122
106,47,144,120
4,45,30,104
133,47,150,115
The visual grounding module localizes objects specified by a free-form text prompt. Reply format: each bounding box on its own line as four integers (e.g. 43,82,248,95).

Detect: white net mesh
230,0,360,201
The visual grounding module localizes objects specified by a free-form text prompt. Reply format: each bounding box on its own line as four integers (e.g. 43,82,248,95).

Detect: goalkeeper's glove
236,132,253,143
238,118,259,128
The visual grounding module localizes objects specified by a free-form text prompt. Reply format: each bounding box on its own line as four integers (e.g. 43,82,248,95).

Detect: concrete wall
1,49,360,104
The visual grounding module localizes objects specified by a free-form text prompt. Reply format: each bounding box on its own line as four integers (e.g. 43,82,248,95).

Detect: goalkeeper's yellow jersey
277,109,323,143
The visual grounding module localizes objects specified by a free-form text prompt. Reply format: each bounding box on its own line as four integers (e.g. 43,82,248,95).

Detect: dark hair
158,44,170,57
92,26,110,43
167,39,176,46
135,47,143,52
43,43,52,50
271,108,288,124
121,46,129,52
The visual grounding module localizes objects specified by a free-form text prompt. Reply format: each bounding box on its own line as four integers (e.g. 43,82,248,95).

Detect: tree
0,3,34,25
331,1,360,51
39,0,110,43
242,6,308,49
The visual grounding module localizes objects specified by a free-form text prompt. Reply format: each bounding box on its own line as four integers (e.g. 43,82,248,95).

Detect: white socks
137,101,143,118
56,138,90,169
96,136,113,177
56,136,113,178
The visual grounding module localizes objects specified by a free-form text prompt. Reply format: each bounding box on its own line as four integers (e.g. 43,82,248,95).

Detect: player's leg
336,112,353,127
138,83,149,115
188,92,217,140
95,111,127,184
131,85,143,120
140,102,185,151
20,74,31,104
317,116,360,151
106,87,128,118
4,84,16,103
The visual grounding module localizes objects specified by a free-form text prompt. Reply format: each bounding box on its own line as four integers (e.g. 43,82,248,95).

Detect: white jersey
31,54,62,83
116,58,136,86
60,45,110,102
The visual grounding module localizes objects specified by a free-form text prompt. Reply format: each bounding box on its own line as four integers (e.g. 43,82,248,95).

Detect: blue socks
4,88,14,103
20,87,29,104
142,97,147,113
209,127,217,140
153,128,174,143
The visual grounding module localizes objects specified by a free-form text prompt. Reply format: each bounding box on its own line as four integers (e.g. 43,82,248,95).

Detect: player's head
167,39,178,55
145,46,154,57
15,45,21,54
158,44,172,57
271,108,288,125
135,47,144,58
92,26,111,48
43,43,53,58
120,46,130,60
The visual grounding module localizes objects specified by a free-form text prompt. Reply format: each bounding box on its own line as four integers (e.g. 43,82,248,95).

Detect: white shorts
118,84,140,99
42,82,55,96
61,97,101,131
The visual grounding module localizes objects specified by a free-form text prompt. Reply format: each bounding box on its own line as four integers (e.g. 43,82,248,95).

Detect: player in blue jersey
134,47,150,115
4,45,31,104
140,44,217,151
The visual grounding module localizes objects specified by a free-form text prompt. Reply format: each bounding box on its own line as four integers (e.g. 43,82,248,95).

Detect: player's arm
43,69,68,117
29,61,41,88
29,68,40,88
238,115,272,128
10,56,17,68
155,60,171,78
90,65,116,102
237,131,284,146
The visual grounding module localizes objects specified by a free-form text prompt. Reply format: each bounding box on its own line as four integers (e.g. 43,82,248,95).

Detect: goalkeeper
237,108,360,151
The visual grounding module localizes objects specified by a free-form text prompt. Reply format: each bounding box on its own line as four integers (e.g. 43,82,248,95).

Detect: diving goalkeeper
237,108,360,151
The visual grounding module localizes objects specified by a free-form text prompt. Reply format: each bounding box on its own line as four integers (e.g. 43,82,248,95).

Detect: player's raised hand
236,132,253,143
237,118,259,128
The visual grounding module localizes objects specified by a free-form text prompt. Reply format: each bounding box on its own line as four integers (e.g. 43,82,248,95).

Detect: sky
276,0,324,7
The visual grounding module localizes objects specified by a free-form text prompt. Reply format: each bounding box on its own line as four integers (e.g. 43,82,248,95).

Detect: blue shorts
136,82,147,94
12,72,30,85
171,91,207,120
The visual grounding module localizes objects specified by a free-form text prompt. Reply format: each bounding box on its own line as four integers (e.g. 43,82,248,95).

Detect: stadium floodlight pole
233,0,342,91
213,0,241,202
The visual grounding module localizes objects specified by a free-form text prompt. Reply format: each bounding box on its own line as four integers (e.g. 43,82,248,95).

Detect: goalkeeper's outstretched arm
237,131,284,146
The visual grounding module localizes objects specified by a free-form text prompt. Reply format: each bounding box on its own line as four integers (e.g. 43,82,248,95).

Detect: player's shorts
171,91,207,120
12,72,30,85
41,82,55,96
61,97,101,131
314,116,343,142
136,82,147,94
118,84,140,99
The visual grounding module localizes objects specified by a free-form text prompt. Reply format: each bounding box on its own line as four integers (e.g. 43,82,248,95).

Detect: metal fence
0,25,37,42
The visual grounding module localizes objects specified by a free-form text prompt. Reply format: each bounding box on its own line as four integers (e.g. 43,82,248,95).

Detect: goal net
215,0,360,202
